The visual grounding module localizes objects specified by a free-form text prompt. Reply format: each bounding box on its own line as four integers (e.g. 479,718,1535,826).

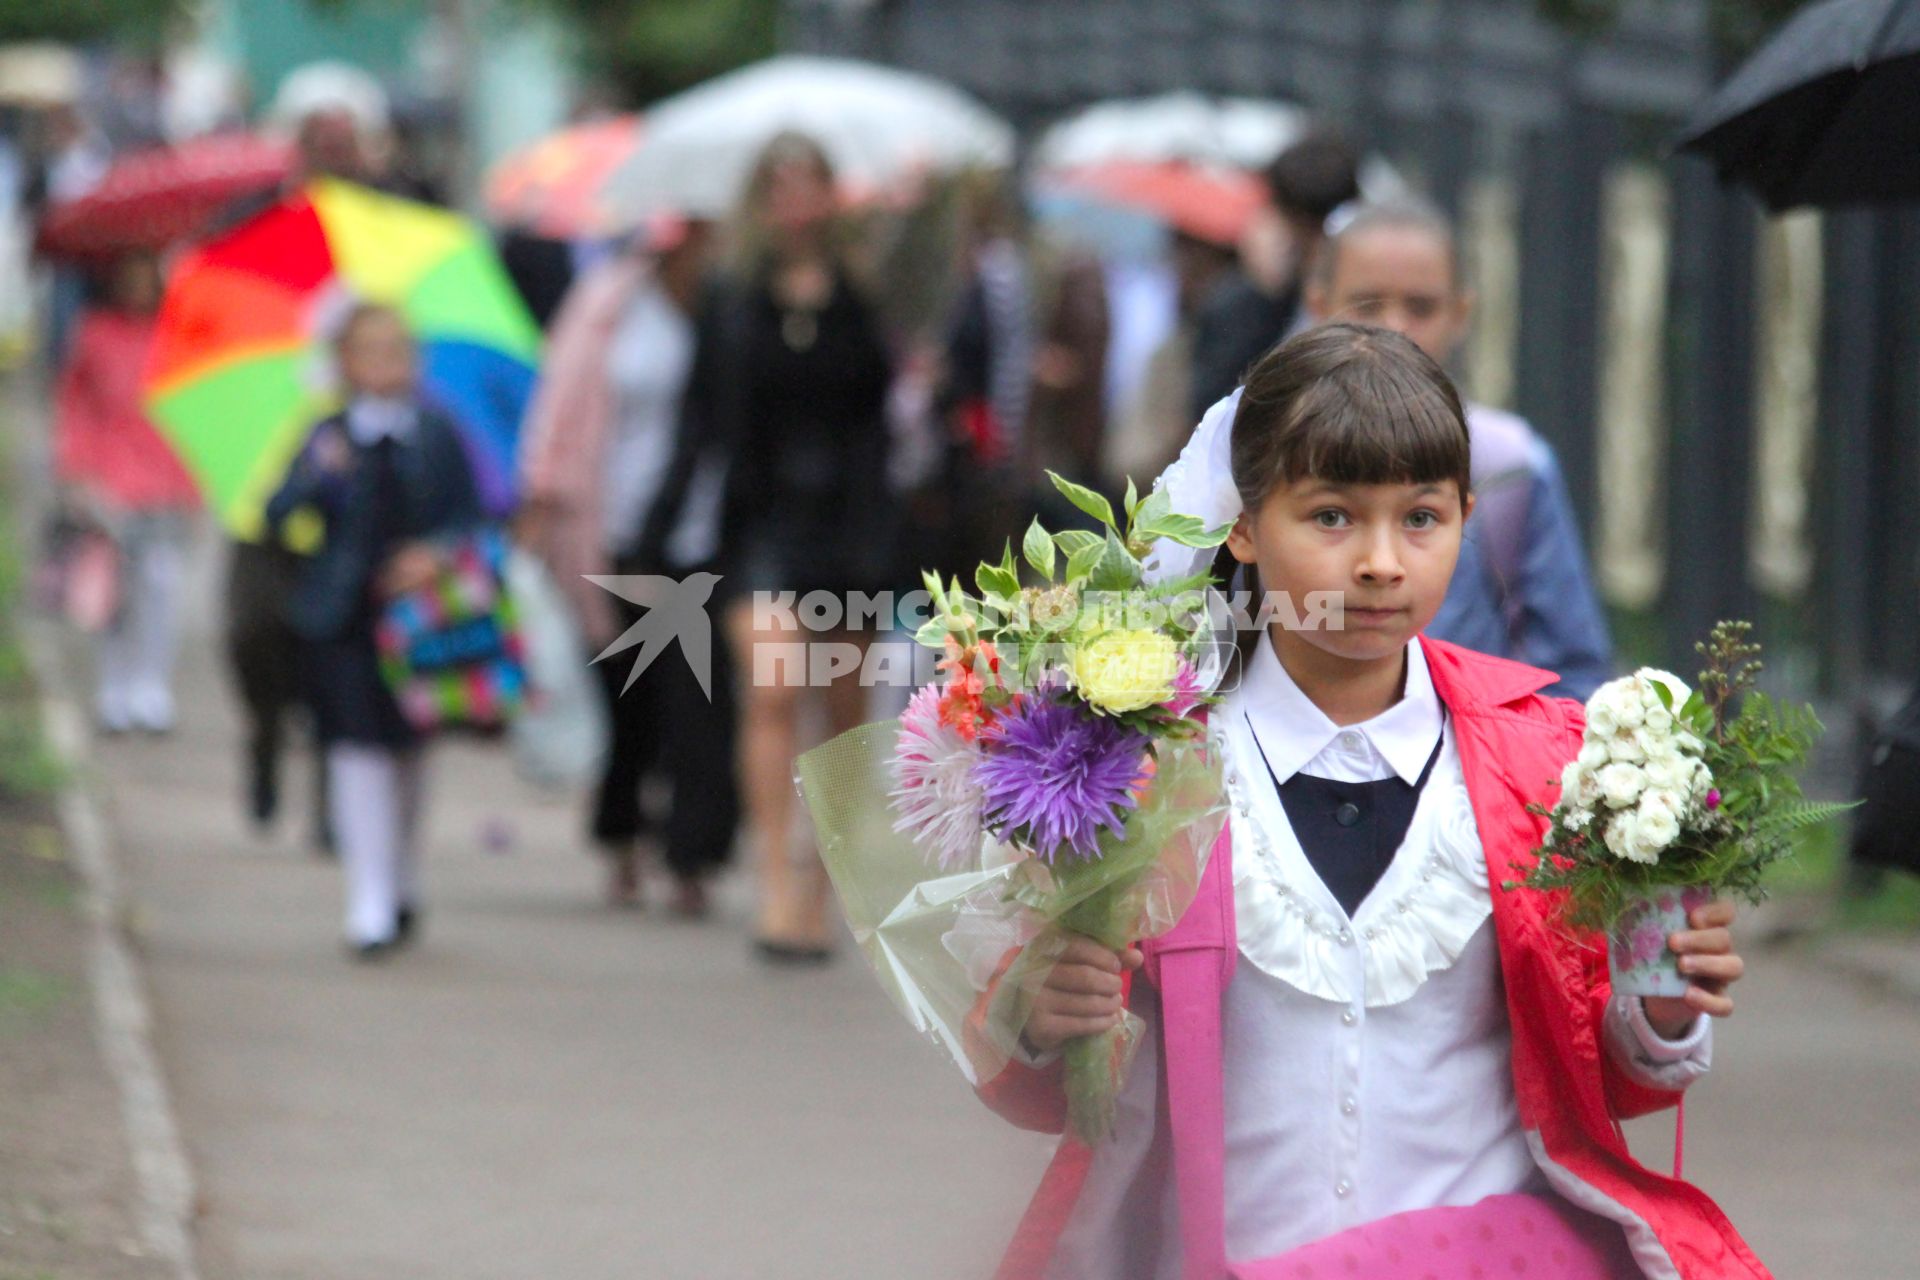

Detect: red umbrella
1043,161,1269,248
34,133,296,262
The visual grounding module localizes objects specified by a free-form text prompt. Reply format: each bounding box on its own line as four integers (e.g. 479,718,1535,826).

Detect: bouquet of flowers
797,473,1231,1144
1515,622,1854,995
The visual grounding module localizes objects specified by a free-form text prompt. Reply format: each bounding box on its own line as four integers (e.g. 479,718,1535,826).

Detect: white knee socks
328,745,425,945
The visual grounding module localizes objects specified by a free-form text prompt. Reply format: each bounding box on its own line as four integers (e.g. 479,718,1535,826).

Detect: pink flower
1631,925,1668,967
890,684,989,870
1163,657,1205,718
1706,789,1722,811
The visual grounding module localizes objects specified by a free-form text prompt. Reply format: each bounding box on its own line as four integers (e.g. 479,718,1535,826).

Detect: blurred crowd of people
13,52,1619,967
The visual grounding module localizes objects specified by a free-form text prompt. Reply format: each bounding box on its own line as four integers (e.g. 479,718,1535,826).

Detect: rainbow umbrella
145,179,540,537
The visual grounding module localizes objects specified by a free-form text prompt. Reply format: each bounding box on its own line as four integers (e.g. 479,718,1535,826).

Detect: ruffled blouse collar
1219,647,1491,1009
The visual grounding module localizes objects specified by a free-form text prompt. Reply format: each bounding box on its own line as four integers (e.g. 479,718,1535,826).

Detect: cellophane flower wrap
1514,622,1855,933
796,474,1232,1145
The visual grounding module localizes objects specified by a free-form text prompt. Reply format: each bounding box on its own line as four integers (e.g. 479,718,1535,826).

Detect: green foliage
917,472,1230,654
0,461,61,802
508,0,778,103
0,965,66,1030
0,0,186,46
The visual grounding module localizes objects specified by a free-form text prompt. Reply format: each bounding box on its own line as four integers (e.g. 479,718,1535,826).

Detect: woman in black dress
709,133,894,961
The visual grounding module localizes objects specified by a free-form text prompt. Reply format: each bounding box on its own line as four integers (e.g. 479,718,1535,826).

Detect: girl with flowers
976,325,1767,1279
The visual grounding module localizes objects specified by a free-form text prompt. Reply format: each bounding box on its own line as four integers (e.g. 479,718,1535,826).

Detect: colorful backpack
376,528,526,733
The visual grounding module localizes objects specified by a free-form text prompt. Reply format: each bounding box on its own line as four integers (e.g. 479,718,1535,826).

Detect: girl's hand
311,426,353,475
1023,936,1143,1055
1643,899,1744,1037
377,542,442,599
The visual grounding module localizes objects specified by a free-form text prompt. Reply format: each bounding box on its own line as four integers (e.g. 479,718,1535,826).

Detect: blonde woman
707,133,895,962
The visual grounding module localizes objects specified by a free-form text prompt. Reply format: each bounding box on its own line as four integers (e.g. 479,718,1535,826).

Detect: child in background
265,303,481,958
53,251,200,734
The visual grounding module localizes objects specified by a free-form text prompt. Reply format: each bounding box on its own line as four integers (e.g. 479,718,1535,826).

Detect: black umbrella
1677,0,1920,210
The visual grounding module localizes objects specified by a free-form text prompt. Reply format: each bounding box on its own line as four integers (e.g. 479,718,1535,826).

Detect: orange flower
936,637,1002,742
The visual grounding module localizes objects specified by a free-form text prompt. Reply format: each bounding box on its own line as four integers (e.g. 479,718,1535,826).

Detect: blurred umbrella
1034,93,1308,172
145,179,540,537
0,43,83,106
1678,0,1920,210
604,55,1013,220
33,133,295,262
484,114,642,240
1039,161,1269,248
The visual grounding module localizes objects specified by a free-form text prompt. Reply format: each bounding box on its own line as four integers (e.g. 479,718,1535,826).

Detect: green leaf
913,617,950,649
1136,513,1235,549
1653,680,1675,712
1141,569,1219,599
1022,517,1057,580
1047,470,1116,531
1130,488,1171,537
921,568,947,609
1089,529,1144,591
1066,540,1104,583
977,556,1020,601
1053,529,1103,559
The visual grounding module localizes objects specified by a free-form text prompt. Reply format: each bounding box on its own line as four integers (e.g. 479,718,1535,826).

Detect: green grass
0,966,68,1030
0,459,61,801
1762,815,1920,932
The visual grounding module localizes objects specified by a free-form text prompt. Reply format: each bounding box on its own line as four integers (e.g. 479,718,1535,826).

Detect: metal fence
786,0,1920,705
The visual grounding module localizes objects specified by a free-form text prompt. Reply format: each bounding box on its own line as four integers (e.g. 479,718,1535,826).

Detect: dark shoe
670,877,710,920
752,937,833,966
248,756,278,828
394,906,419,945
312,812,337,860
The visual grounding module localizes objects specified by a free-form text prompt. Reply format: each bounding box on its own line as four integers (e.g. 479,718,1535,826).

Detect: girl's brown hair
1229,322,1470,510
1216,322,1471,673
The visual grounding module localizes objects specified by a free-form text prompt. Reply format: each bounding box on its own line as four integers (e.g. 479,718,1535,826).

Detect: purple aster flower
973,693,1150,863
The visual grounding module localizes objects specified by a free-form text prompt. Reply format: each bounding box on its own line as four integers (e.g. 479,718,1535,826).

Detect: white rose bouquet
1515,623,1853,993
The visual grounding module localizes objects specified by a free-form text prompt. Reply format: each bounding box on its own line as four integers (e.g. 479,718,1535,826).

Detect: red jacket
54,309,199,512
977,638,1769,1280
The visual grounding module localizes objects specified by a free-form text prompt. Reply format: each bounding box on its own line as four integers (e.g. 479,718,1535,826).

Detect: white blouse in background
600,281,707,559
1046,639,1711,1279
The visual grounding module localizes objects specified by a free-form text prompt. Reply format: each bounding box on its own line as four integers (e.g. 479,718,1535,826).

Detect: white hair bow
1143,386,1244,587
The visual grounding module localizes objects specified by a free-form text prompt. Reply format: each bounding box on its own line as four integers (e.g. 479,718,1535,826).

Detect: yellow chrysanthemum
1069,628,1180,714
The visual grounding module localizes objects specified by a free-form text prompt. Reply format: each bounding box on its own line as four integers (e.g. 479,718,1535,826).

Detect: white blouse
601,281,723,566
1046,639,1711,1279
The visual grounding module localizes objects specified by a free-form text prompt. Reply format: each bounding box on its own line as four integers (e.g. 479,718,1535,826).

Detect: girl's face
762,158,835,234
337,312,417,399
1308,225,1473,368
1227,475,1472,668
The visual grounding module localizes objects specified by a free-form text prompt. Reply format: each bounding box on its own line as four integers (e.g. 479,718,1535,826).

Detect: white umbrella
604,55,1014,221
1034,93,1310,173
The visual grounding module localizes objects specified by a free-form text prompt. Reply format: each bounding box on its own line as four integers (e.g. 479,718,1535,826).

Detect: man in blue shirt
1305,198,1613,698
